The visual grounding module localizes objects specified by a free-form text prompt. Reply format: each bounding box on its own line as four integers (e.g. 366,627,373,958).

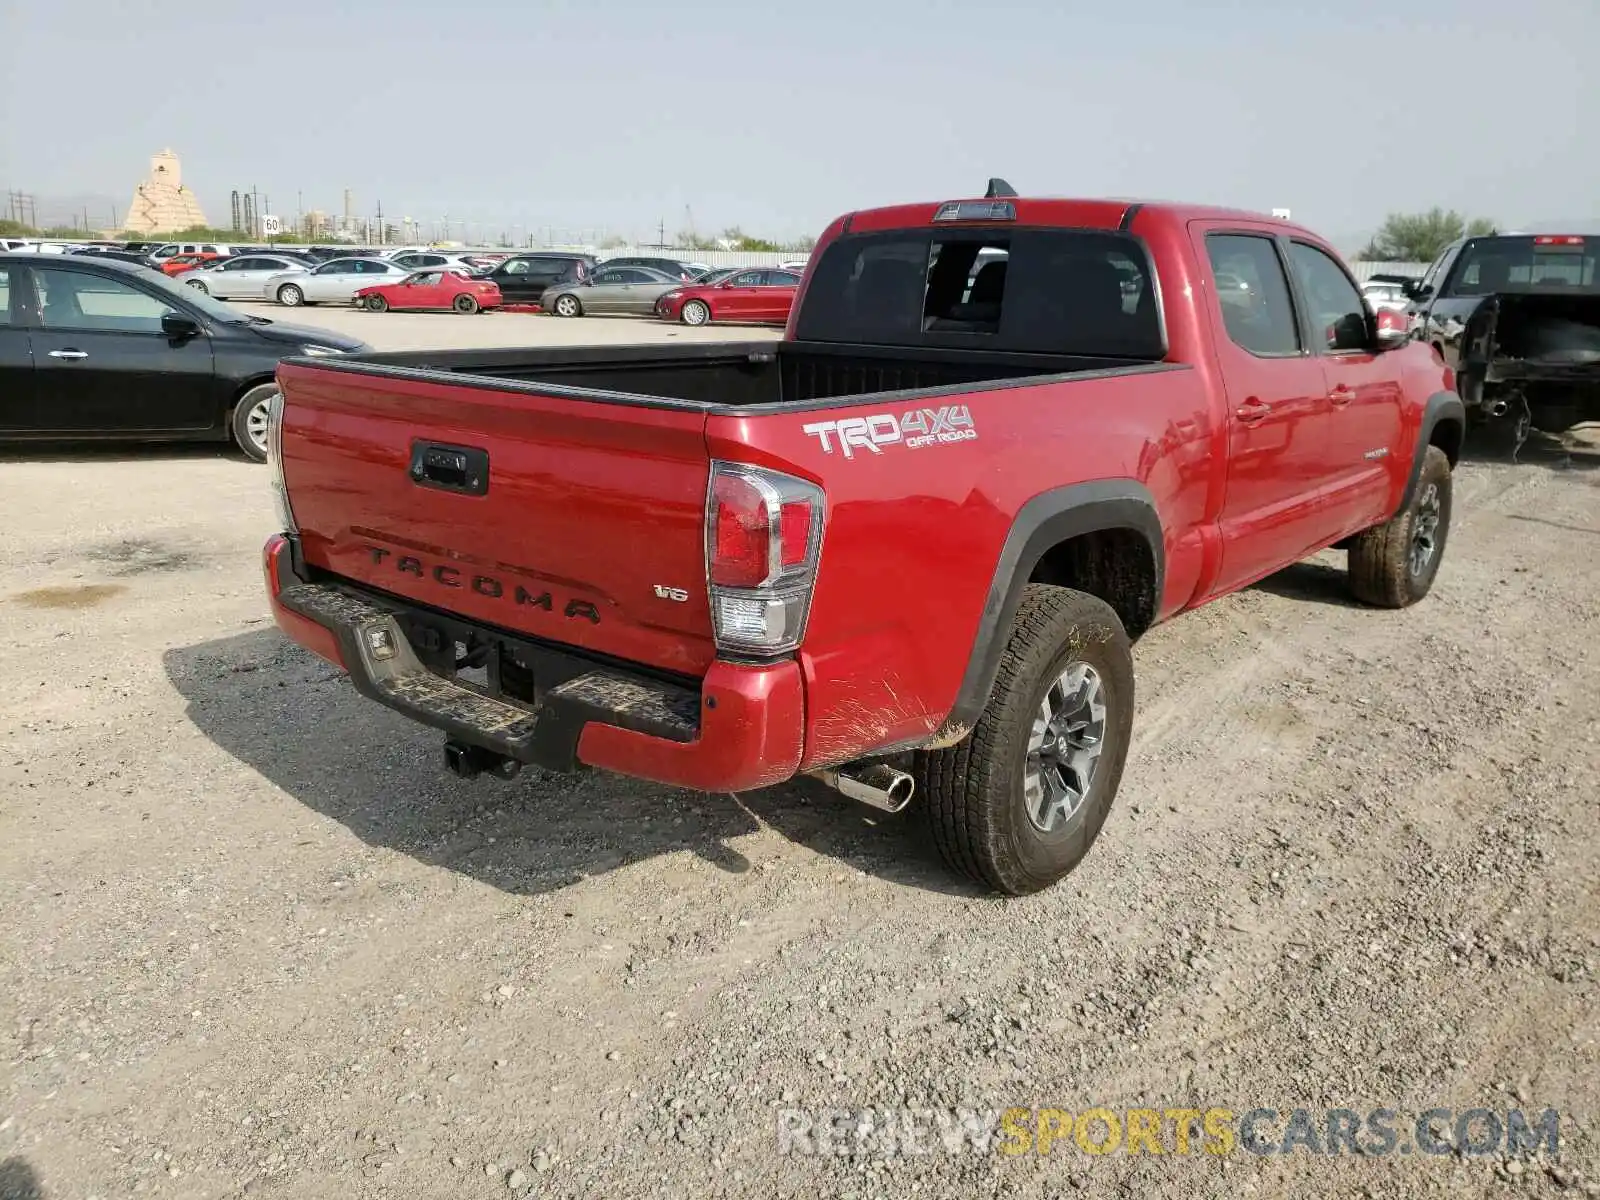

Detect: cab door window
1287,242,1368,351
35,269,174,333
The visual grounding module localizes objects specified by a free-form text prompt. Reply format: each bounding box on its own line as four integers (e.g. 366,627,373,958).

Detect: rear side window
1204,234,1301,356
795,228,1164,358
0,265,11,326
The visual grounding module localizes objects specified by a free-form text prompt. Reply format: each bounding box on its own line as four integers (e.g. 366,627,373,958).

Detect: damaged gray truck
1407,233,1600,452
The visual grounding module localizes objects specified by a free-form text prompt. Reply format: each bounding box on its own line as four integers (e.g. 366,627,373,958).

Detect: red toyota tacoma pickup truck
262,185,1463,895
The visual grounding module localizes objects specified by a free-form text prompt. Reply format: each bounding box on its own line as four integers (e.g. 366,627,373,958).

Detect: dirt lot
2,355,1597,1198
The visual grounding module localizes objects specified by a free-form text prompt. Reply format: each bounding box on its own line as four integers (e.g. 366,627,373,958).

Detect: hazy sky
3,0,1597,244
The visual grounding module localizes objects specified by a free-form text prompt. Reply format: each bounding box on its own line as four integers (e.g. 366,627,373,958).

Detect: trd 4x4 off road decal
801,406,977,459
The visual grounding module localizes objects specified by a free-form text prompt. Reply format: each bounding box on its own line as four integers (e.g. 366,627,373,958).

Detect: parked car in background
1406,233,1600,450
159,252,223,277
183,253,321,300
687,267,740,286
356,269,503,313
264,257,414,306
69,249,163,271
388,250,483,272
1361,281,1410,313
655,267,802,325
542,265,681,317
595,256,699,281
778,259,809,271
148,241,237,264
473,253,597,308
0,254,367,462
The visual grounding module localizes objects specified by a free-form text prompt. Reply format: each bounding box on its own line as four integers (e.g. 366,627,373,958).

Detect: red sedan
356,269,502,314
161,252,223,277
655,267,801,326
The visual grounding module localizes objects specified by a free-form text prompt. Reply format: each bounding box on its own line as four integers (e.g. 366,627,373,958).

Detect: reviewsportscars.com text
776,1105,1561,1159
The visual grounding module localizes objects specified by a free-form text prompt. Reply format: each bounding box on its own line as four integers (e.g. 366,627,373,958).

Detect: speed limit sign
261,215,283,235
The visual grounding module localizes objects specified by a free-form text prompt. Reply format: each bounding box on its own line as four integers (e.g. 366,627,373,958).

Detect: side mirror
1328,312,1369,351
162,312,202,339
1374,308,1410,350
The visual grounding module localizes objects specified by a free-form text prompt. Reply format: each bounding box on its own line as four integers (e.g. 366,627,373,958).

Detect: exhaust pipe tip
810,762,915,814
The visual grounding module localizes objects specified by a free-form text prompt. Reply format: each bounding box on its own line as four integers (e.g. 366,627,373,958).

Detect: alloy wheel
1023,662,1107,833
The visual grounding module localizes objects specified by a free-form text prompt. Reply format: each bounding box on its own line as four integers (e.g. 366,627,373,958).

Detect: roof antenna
984,178,1018,199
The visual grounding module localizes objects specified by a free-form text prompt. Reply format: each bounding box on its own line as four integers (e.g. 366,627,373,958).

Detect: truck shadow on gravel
1460,427,1600,470
0,1158,44,1200
163,629,977,898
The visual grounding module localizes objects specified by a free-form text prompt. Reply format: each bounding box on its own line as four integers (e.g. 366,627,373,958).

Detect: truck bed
317,339,1161,412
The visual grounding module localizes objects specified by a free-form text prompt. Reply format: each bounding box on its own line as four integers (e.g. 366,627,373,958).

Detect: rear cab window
795,227,1165,358
1446,237,1599,296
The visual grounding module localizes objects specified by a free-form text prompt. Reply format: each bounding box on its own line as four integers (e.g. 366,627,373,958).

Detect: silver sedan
543,266,681,317
263,257,413,306
181,254,315,300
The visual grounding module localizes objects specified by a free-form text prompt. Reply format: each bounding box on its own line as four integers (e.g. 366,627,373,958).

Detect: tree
1359,208,1498,262
720,226,782,252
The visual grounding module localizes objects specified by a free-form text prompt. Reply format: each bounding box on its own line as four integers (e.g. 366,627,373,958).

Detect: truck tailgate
276,362,717,677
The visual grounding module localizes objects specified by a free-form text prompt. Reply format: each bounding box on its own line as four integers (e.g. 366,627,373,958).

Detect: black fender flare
933,479,1165,742
1397,391,1465,515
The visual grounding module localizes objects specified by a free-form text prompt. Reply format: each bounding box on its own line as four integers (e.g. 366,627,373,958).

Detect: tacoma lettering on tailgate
363,545,600,624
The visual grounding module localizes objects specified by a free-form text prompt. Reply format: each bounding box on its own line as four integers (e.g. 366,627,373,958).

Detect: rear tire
681,299,711,326
276,284,303,307
365,294,388,313
1347,445,1453,607
230,382,278,463
453,293,479,314
552,293,582,318
914,585,1134,896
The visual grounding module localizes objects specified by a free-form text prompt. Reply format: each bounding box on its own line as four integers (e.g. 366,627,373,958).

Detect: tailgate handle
409,441,489,496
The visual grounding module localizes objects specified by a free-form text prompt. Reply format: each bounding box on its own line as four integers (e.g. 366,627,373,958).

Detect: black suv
478,253,599,306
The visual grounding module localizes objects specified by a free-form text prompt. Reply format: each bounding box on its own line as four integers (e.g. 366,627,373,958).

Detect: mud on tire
1347,445,1453,608
914,584,1135,896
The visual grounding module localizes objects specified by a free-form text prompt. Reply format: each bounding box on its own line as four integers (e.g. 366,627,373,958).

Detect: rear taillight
705,461,825,656
1534,235,1584,246
266,389,297,534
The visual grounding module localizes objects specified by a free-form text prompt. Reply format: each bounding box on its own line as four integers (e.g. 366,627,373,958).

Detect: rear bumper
263,534,804,792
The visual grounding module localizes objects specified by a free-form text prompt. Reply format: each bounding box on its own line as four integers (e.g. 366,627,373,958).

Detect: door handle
1328,385,1354,406
48,349,88,360
1235,398,1270,424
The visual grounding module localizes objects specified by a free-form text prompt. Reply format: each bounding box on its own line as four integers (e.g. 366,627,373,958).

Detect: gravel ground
1,419,1597,1200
